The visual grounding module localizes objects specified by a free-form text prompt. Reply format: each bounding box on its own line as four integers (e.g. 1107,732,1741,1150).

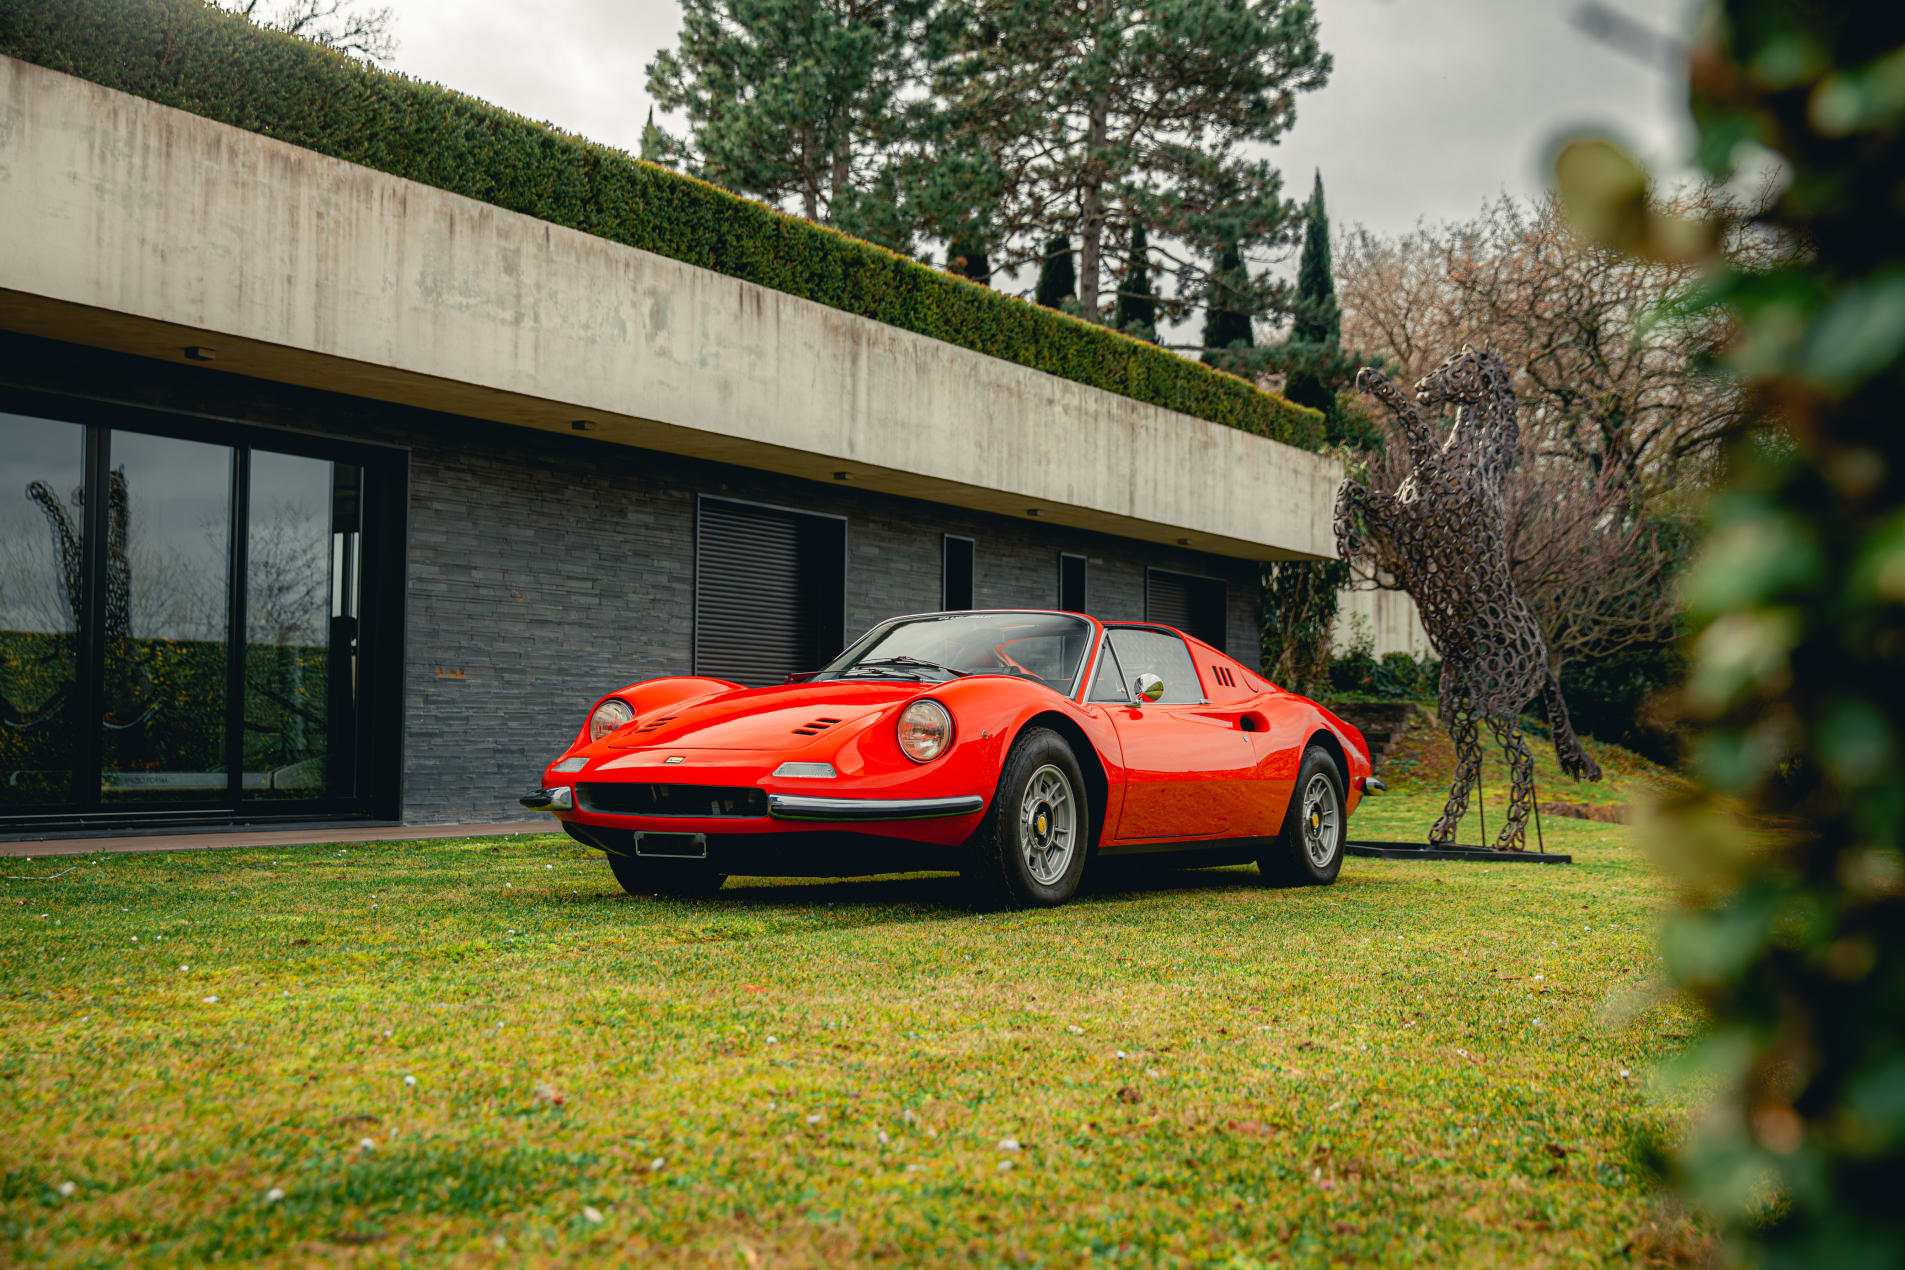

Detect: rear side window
1106,629,1203,704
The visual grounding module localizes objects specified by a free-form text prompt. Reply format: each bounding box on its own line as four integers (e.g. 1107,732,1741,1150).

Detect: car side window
1105,630,1203,704
1087,639,1128,702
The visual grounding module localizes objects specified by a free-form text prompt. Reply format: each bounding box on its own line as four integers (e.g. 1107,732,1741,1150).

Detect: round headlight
588,697,634,742
897,699,953,763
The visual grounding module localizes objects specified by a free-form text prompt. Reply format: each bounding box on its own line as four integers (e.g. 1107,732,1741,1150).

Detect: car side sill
766,793,986,822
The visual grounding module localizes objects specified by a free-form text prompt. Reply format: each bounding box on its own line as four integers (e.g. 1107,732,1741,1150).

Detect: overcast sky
387,0,1698,253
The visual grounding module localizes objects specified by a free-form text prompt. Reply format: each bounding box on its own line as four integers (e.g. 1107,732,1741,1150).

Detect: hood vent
636,715,678,733
792,716,844,736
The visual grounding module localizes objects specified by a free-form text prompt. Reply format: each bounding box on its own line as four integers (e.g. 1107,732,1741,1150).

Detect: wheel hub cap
1019,765,1077,886
1301,772,1340,868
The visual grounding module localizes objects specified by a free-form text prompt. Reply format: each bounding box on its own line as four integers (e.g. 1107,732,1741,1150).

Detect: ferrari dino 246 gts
523,610,1379,908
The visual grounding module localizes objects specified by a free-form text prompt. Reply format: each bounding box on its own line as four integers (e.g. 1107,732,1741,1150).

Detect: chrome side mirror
1130,672,1164,705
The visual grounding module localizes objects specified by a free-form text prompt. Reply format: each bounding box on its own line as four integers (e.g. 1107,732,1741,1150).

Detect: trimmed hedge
0,0,1325,449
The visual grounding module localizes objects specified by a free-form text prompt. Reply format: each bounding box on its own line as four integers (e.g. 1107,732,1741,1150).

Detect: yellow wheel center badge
1036,813,1048,836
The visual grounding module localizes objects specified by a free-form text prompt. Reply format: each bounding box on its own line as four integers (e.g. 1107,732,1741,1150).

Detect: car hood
598,681,931,751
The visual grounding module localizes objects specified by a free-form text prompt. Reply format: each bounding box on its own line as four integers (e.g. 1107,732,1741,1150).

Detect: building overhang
0,56,1340,562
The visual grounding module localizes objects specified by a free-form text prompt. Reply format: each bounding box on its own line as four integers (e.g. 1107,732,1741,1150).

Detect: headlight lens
588,698,634,742
897,699,953,762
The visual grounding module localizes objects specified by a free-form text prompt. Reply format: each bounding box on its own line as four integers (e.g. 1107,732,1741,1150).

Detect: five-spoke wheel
1261,745,1347,886
962,728,1091,908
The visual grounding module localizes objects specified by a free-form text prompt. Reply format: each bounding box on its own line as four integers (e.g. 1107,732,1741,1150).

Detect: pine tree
1115,224,1157,340
1035,237,1076,309
645,0,930,241
928,0,1329,321
1201,241,1254,365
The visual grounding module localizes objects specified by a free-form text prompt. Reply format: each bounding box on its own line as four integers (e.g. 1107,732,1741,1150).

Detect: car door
1091,628,1258,843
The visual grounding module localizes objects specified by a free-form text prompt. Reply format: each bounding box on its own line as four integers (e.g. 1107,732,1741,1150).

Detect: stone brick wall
0,336,1265,828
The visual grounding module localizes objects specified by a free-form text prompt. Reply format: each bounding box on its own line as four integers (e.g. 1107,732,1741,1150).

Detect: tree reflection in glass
0,414,86,807
244,451,347,800
98,432,231,803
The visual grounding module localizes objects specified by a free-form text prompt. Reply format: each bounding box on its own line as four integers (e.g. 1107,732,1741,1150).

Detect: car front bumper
522,787,983,821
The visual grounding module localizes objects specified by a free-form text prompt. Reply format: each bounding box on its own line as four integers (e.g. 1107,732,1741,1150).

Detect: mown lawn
2,745,1708,1267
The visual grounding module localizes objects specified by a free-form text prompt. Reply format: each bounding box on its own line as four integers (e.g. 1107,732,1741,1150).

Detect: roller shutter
696,502,806,686
1146,569,1227,652
696,499,847,686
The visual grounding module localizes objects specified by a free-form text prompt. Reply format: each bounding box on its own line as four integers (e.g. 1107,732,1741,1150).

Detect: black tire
1260,746,1347,886
960,728,1091,909
604,850,727,898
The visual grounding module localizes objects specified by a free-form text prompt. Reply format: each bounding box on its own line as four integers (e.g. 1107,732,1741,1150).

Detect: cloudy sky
386,0,1699,250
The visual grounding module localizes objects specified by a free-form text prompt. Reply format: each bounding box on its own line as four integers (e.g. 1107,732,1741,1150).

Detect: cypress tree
1282,171,1340,416
640,107,667,164
947,226,991,285
1035,236,1076,309
1116,224,1157,339
1201,241,1253,365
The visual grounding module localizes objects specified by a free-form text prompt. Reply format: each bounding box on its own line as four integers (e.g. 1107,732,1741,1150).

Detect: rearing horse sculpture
1335,345,1601,850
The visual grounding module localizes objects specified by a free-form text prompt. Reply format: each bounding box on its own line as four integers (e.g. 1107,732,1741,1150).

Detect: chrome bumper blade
766,793,985,822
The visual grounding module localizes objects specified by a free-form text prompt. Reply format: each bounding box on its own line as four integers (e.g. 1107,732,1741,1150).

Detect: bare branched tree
216,0,397,63
1335,189,1759,666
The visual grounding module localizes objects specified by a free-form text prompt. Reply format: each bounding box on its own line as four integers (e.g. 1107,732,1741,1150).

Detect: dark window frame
0,386,409,833
942,534,975,611
1058,551,1088,613
692,494,849,685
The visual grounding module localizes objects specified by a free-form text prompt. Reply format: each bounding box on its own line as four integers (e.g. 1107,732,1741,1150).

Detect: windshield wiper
848,655,969,679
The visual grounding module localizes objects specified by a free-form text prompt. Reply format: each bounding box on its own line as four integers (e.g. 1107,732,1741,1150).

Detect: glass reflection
245,452,353,800
0,414,86,807
98,432,231,803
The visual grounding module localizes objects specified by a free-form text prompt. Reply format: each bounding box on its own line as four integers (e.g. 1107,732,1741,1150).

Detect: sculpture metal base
1347,840,1571,864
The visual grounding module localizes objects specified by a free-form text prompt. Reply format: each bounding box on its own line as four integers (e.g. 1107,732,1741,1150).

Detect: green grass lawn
2,748,1709,1267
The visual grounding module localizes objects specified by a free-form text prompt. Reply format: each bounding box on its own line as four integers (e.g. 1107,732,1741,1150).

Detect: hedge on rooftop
0,0,1326,450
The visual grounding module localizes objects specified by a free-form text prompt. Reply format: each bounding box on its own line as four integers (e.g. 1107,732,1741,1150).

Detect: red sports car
524,610,1378,908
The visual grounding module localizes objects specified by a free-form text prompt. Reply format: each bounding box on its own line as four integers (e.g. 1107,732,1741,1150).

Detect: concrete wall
1334,587,1433,658
0,55,1340,564
1,337,1262,826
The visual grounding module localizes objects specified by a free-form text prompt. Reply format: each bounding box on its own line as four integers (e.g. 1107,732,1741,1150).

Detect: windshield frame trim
822,609,1102,697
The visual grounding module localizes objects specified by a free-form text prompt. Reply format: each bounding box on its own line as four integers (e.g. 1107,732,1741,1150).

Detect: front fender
563,677,741,752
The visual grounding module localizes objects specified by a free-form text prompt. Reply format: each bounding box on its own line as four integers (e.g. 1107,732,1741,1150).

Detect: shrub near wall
0,0,1326,451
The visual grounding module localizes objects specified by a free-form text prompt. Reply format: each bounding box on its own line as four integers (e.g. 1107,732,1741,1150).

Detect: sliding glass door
0,403,398,825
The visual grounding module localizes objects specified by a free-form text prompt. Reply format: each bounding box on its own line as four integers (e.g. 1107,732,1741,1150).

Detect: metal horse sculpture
1334,346,1601,850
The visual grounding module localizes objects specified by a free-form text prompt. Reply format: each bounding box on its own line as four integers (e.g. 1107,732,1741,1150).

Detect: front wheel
960,728,1091,909
1260,746,1347,886
604,850,727,899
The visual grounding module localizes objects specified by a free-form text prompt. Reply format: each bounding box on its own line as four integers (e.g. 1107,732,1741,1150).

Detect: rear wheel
961,728,1090,909
604,850,727,898
1260,746,1346,886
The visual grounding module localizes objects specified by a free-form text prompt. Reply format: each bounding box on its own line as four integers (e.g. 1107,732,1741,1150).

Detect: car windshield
822,612,1095,687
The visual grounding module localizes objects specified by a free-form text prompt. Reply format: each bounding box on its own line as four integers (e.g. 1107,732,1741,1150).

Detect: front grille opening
577,783,768,817
792,716,843,736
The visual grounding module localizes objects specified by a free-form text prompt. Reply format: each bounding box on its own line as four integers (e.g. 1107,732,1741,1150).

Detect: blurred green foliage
1558,4,1905,1265
0,0,1322,450
1327,646,1442,703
